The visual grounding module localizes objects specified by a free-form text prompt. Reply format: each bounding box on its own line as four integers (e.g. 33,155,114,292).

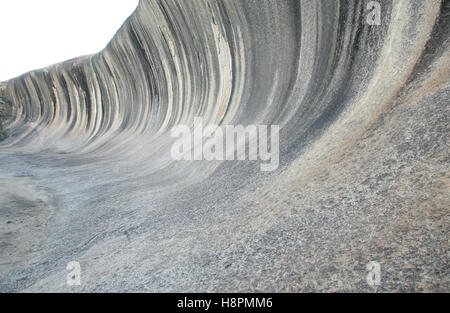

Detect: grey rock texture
0,0,448,292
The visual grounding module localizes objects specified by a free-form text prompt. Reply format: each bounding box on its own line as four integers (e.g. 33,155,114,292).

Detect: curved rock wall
0,0,448,292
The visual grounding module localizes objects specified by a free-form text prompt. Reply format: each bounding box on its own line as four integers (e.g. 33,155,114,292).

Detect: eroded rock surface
0,0,448,292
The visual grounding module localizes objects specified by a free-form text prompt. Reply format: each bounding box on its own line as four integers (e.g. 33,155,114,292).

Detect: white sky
0,0,139,81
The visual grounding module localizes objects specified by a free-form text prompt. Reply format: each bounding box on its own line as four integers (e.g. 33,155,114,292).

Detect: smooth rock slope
0,0,448,292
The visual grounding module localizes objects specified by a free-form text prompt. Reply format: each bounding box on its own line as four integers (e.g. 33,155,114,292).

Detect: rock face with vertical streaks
0,0,448,292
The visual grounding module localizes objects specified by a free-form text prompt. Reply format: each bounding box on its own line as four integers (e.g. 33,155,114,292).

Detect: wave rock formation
0,0,449,292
